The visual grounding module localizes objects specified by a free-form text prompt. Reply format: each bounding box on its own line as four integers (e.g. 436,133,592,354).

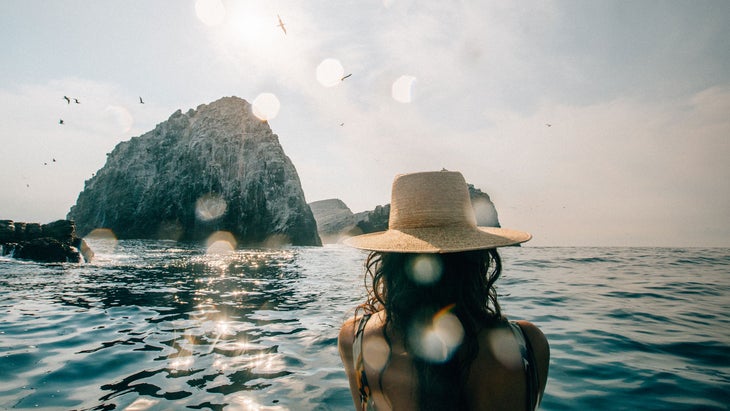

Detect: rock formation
0,219,94,263
310,184,501,244
67,96,321,247
468,184,501,228
309,199,357,244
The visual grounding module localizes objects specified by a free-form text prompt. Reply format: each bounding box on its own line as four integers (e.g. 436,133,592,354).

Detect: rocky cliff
68,96,321,247
310,184,501,244
0,219,93,263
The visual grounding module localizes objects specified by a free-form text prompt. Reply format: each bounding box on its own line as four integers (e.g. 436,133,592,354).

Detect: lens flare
472,197,499,226
252,92,281,121
363,334,390,372
408,305,464,363
84,228,118,252
195,0,226,26
195,193,227,221
206,231,237,254
85,228,117,240
488,326,523,370
157,220,183,241
406,254,443,285
103,105,133,133
261,234,292,248
316,58,344,87
392,75,416,103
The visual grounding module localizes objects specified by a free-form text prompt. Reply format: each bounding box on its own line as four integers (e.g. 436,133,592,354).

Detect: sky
1,0,728,247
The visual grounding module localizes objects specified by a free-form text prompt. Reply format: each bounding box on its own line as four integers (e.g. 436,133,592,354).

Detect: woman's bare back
338,311,549,410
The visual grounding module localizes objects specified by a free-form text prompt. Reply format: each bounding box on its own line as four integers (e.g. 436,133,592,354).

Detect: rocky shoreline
0,219,93,263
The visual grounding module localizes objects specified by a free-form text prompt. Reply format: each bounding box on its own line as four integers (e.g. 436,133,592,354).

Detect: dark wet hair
357,248,504,410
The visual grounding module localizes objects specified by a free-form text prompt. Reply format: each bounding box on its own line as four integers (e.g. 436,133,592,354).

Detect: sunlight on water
408,305,464,363
406,254,443,285
195,193,227,221
195,0,226,26
1,245,727,410
126,397,159,411
169,356,195,372
230,395,287,411
316,58,344,87
392,75,416,103
252,93,281,121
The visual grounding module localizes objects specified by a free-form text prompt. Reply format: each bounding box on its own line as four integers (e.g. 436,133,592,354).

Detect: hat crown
389,171,477,230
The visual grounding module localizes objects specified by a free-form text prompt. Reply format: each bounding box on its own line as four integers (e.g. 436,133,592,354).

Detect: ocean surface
1,242,728,410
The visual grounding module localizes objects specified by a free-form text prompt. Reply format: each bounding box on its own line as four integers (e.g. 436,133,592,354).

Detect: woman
339,170,549,410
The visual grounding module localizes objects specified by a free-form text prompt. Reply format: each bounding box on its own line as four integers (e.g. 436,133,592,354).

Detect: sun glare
195,0,226,26
223,3,286,54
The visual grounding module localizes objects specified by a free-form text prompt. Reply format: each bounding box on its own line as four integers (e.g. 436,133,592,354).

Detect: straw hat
344,171,531,253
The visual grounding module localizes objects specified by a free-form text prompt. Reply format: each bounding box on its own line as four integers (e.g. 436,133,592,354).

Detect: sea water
1,242,728,410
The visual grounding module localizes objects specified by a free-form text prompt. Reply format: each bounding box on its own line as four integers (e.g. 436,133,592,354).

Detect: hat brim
343,226,531,253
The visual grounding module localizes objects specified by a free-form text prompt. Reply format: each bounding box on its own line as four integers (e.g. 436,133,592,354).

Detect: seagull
277,14,287,35
139,96,145,104
59,119,64,125
341,73,352,81
74,98,80,104
63,96,71,104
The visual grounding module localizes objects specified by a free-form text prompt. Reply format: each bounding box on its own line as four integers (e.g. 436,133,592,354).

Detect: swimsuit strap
354,313,375,410
509,321,541,411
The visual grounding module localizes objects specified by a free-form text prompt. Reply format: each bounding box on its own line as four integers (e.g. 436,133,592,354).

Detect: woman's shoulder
512,320,550,362
466,319,550,410
338,316,358,349
338,311,384,348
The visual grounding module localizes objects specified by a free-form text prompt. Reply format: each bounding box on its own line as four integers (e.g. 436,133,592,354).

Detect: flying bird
74,98,80,104
139,96,145,104
63,96,71,104
546,123,552,127
59,119,64,125
277,14,287,35
341,73,352,81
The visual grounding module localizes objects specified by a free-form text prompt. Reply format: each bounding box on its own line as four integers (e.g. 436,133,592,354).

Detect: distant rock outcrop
67,96,321,247
0,219,93,263
468,184,501,228
309,199,357,244
310,184,501,244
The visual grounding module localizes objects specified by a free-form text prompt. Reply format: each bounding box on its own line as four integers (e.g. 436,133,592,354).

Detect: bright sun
195,0,289,58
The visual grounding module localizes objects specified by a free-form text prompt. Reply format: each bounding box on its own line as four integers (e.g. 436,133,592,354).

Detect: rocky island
0,219,93,263
67,96,321,247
